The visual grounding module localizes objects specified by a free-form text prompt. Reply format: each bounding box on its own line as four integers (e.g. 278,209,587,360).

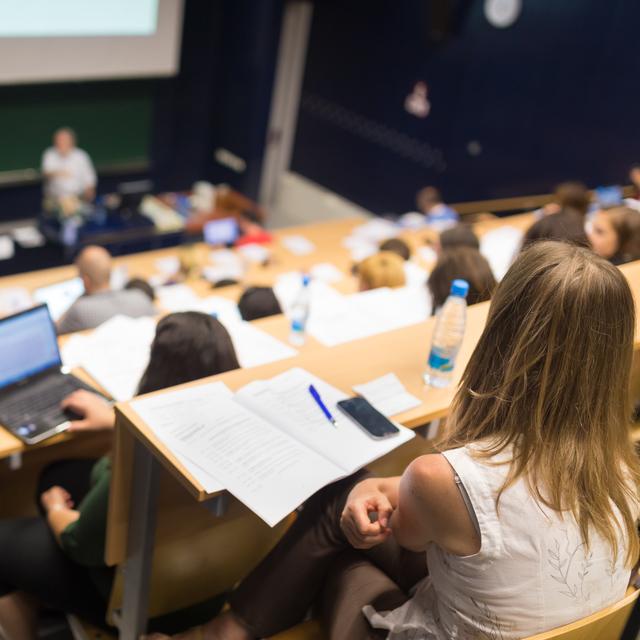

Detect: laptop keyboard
0,375,87,425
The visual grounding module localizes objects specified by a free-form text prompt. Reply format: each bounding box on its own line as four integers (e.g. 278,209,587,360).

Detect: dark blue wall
291,0,640,214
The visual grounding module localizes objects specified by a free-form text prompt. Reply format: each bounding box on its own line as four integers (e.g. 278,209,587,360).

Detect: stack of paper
131,367,414,526
63,313,297,401
281,235,316,256
353,373,422,417
0,287,32,318
156,284,202,312
273,272,344,315
12,226,45,248
307,286,431,347
62,315,157,401
480,226,523,281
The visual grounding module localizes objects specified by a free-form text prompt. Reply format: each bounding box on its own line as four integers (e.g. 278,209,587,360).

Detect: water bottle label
291,319,305,332
428,348,454,372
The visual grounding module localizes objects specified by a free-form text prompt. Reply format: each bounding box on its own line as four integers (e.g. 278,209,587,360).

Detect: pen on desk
308,384,337,427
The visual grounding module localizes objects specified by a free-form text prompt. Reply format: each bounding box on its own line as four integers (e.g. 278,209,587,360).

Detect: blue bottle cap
450,279,469,298
302,274,311,286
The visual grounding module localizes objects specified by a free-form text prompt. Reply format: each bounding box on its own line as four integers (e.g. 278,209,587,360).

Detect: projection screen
0,0,184,84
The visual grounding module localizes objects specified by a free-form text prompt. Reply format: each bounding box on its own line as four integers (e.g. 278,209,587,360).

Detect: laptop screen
33,277,84,321
203,218,239,246
0,305,61,390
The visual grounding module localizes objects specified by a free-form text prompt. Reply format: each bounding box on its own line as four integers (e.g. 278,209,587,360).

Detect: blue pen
308,384,337,427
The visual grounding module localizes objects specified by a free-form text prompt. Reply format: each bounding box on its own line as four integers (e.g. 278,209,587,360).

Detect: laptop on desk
0,304,102,445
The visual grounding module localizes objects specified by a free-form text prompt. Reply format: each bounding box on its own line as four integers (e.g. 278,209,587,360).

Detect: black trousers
0,459,111,628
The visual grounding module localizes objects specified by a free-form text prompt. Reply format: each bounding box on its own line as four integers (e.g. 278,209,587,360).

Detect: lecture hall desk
0,211,537,465
107,255,640,639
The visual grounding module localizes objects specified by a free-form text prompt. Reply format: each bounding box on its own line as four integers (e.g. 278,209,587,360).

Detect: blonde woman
152,241,639,640
357,251,406,291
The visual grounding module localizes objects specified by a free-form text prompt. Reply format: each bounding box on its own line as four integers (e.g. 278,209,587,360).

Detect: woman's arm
392,454,481,555
340,454,480,555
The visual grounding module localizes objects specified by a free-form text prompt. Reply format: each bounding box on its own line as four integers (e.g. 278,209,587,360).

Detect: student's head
357,251,406,291
427,247,496,310
521,209,589,250
237,286,282,321
125,278,155,302
53,127,76,155
553,181,590,217
137,312,239,395
588,207,640,264
416,186,442,214
379,238,411,261
438,225,480,251
443,241,639,566
629,163,640,189
76,245,112,294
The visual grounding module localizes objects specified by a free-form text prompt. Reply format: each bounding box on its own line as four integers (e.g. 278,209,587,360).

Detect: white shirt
365,444,633,639
41,147,97,199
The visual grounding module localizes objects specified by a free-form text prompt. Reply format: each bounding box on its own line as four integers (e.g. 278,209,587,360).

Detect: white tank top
364,445,632,639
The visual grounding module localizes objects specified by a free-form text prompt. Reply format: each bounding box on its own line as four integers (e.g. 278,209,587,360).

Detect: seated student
0,312,240,640
438,224,479,251
539,181,591,217
588,206,640,265
237,286,282,321
150,241,640,640
521,207,589,250
427,246,496,311
378,238,411,261
124,277,156,302
416,186,459,228
357,252,406,291
57,246,156,334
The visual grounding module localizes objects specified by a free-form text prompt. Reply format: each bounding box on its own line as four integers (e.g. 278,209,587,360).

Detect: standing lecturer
41,127,97,204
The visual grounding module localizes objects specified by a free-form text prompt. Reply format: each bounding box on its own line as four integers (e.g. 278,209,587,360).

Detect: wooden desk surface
106,254,640,564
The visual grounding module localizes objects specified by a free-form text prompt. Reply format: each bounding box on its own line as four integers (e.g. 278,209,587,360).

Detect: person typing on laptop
0,312,240,639
56,245,156,335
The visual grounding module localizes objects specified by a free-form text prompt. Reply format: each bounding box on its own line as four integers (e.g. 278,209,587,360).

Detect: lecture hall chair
268,586,639,640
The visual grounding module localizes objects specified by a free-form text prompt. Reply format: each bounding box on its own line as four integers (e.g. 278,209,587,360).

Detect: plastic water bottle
423,279,469,388
289,274,311,346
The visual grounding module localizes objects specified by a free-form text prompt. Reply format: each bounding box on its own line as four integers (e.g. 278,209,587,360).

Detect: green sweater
57,455,226,626
59,456,113,597
59,455,111,567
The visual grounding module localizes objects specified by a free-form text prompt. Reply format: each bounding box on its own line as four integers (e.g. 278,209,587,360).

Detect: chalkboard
0,79,154,174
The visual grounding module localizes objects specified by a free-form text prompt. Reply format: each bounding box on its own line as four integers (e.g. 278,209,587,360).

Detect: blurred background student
428,247,496,312
238,286,282,321
521,207,589,251
588,206,640,265
57,245,156,335
356,252,406,291
415,186,459,228
0,312,239,640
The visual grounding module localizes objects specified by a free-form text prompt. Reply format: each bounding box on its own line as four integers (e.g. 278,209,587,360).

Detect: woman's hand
61,390,114,433
340,478,395,549
40,486,74,513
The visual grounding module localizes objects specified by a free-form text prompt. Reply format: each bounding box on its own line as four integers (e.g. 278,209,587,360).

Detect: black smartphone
337,397,400,439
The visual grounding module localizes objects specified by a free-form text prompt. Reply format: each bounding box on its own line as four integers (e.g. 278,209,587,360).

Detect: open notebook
130,367,415,526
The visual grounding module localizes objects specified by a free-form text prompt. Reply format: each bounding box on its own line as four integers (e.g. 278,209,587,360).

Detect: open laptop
203,217,239,246
32,277,84,321
0,304,101,445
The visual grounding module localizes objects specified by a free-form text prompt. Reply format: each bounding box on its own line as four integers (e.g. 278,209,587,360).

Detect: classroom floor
268,171,372,228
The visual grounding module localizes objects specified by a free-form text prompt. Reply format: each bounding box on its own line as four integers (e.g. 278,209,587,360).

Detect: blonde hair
439,241,640,566
358,251,406,290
